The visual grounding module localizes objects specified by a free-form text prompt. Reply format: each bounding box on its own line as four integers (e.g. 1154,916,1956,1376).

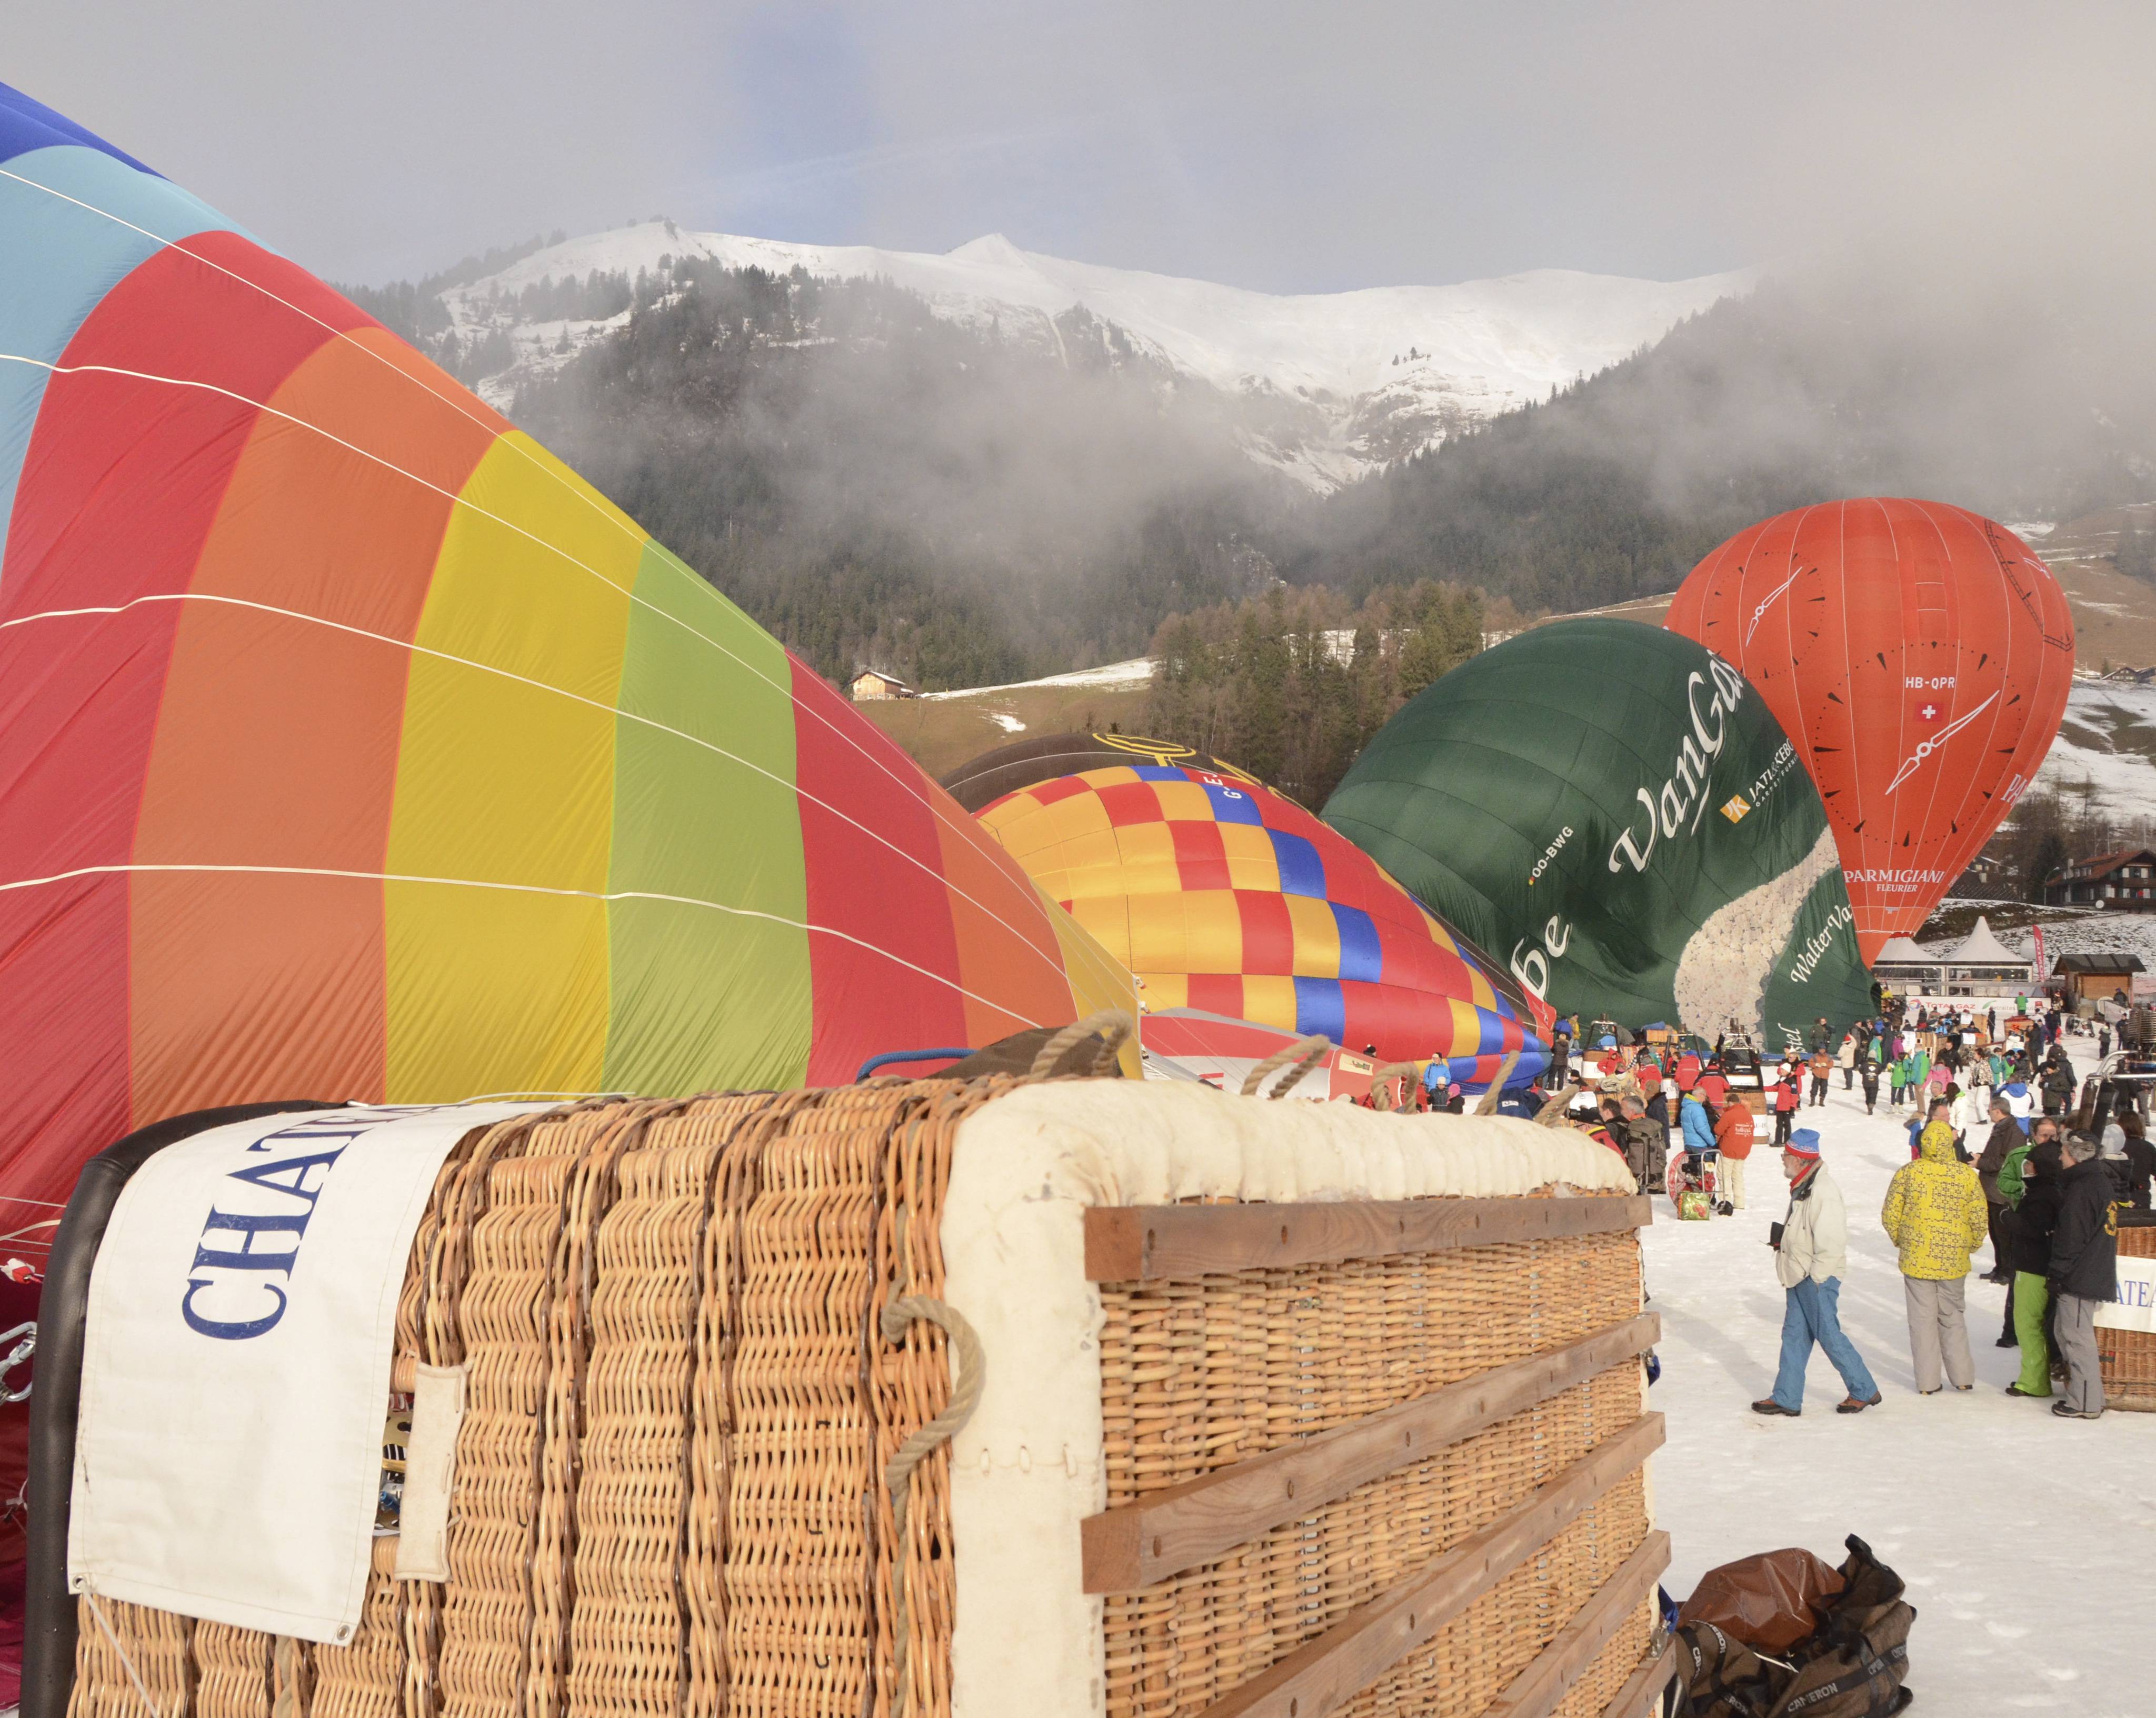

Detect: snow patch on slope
437,223,1749,490
2034,676,2156,806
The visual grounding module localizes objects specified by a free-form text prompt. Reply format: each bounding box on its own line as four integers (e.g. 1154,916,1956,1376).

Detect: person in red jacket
1673,1051,1702,1094
1771,1063,1800,1146
1714,1098,1755,1210
1698,1064,1731,1110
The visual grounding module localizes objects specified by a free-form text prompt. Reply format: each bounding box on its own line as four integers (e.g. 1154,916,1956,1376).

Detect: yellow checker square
1240,974,1299,1033
1135,972,1188,1011
1282,895,1342,977
1149,780,1215,822
1042,791,1116,847
1218,823,1281,889
1064,895,1133,966
1111,819,1177,868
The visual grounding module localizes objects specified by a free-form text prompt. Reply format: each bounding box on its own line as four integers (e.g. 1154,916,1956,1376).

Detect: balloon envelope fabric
975,761,1551,1087
0,82,1133,1210
1323,621,1876,1054
1665,497,2074,961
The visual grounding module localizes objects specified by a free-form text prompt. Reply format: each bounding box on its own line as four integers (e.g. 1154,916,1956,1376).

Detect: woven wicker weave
1097,1236,1645,1718
67,1080,1653,1718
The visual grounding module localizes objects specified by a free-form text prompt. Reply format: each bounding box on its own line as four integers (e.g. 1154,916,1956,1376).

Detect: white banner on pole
2096,1253,2156,1333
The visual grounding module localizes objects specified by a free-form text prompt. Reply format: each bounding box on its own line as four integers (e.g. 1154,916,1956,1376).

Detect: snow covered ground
1644,1054,2153,1714
917,656,1153,700
2036,676,2156,805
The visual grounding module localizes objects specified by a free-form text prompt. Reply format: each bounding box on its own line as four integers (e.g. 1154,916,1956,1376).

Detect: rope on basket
1027,1008,1135,1078
1363,1062,1417,1111
1240,1034,1331,1098
79,1585,160,1718
1473,1051,1520,1115
878,1294,986,1718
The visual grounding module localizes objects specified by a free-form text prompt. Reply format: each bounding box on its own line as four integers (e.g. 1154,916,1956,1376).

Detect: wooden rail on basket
1191,1414,1665,1718
1083,1312,1660,1592
1481,1530,1672,1718
1596,1636,1681,1718
1084,1193,1651,1281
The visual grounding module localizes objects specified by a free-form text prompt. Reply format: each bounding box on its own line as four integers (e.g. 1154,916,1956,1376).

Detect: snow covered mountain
434,222,1749,491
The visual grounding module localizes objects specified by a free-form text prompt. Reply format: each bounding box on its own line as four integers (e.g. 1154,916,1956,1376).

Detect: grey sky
14,2,2154,292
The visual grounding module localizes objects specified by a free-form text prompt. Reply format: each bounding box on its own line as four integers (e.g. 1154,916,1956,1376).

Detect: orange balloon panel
1666,499,2074,960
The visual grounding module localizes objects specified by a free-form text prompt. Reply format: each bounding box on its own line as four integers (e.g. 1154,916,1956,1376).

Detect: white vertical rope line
0,163,1052,899
79,1582,163,1718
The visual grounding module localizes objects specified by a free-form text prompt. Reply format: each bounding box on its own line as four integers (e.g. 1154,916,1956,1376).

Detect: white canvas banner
68,1102,548,1642
2096,1254,2156,1334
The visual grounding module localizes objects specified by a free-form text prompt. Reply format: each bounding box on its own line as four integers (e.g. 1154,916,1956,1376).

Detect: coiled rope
879,1294,986,1718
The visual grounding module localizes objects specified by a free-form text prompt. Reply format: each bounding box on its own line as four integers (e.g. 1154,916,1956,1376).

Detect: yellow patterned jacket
1881,1123,1991,1280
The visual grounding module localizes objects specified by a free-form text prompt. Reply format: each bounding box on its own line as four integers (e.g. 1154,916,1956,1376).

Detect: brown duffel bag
1765,1535,1915,1717
1674,1620,1780,1717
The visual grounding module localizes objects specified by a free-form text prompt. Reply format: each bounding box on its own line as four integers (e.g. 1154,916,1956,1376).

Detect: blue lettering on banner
178,1108,437,1341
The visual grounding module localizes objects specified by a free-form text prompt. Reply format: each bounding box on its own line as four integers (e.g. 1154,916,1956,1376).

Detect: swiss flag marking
1917,702,1941,722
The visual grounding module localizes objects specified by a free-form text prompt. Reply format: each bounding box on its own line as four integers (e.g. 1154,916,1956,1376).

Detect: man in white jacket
1752,1128,1884,1416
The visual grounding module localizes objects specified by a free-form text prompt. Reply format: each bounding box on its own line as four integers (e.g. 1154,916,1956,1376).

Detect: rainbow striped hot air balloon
973,750,1551,1087
0,83,1132,1213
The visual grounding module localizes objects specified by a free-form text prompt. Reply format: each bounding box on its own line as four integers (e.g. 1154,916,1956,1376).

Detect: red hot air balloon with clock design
1667,498,2074,962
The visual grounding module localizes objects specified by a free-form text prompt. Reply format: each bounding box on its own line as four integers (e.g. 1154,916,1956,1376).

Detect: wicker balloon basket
63,1076,1672,1718
2099,1223,2156,1412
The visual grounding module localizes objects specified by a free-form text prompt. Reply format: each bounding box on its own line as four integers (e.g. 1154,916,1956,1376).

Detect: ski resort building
2054,953,2148,1007
849,667,917,701
2043,847,2156,911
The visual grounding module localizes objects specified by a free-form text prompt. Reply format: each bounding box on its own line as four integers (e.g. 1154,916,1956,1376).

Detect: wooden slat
1596,1636,1680,1718
1084,1193,1649,1281
1193,1414,1665,1718
1481,1530,1671,1718
1083,1312,1659,1592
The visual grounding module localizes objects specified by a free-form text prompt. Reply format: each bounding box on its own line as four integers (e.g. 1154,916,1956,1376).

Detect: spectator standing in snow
2118,1112,2155,1211
1679,1087,1715,1173
1859,1055,1881,1114
1838,1034,1858,1090
1771,1064,1799,1146
1808,1047,1833,1107
1975,1096,2021,1283
1715,1096,1755,1211
1698,1061,1731,1112
1997,1131,2062,1394
1881,1117,1990,1394
1754,1131,1881,1416
1615,1094,1662,1192
2050,1133,2120,1420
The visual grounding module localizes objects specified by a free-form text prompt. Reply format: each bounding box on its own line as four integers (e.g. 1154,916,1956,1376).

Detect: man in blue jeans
1752,1129,1883,1416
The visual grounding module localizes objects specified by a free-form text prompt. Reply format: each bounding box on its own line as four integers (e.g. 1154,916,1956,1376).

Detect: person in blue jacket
1680,1088,1716,1161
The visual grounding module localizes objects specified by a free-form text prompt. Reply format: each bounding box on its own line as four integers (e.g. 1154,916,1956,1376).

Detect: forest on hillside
1144,581,1502,807
509,257,1289,690
346,242,2156,698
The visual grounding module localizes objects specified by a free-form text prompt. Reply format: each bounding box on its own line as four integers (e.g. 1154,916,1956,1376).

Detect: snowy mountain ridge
436,222,1751,491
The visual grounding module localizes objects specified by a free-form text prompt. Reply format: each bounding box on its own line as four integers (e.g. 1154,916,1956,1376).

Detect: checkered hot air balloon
972,745,1551,1088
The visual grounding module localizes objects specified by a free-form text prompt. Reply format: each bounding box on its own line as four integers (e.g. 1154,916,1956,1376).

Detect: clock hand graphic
1884,691,1998,793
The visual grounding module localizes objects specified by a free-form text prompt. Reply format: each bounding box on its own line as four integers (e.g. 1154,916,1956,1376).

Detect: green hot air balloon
1323,620,1873,1054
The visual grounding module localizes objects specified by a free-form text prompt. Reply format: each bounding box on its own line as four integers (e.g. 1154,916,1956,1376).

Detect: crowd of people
1541,994,2152,1422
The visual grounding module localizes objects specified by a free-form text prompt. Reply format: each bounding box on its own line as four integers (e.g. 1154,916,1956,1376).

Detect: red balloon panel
1667,498,2074,961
